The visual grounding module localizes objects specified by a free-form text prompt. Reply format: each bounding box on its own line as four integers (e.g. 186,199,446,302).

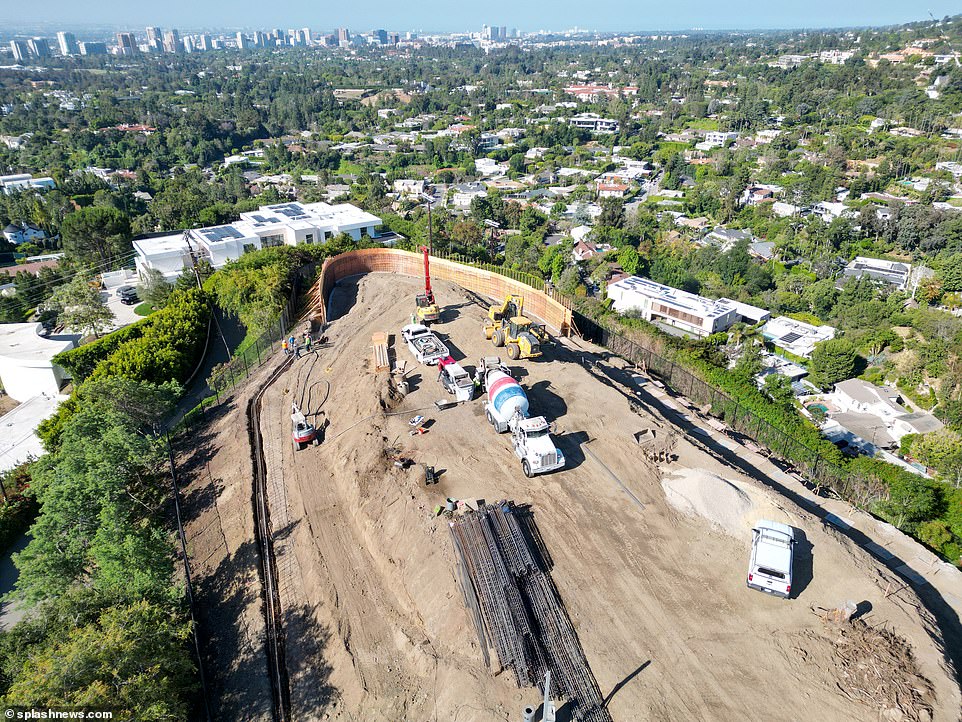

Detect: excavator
414,245,440,324
482,294,550,360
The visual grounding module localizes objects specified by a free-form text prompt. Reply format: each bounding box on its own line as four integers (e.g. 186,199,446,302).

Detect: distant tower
115,32,138,55
28,37,51,57
163,29,181,53
146,26,162,52
9,39,30,62
302,27,312,46
235,32,249,50
56,31,79,56
337,27,350,46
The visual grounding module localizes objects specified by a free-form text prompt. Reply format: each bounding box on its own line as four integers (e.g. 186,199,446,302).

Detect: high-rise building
197,34,212,51
116,32,138,55
182,36,195,53
56,31,79,56
28,37,50,57
146,26,162,52
337,28,350,46
253,30,266,48
9,40,31,62
374,29,388,45
163,29,181,53
79,41,107,56
235,32,249,50
303,27,313,46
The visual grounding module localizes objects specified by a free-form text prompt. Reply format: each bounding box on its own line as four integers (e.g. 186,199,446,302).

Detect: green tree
138,267,173,309
1,599,195,718
762,373,796,411
809,337,858,388
598,197,625,229
60,206,132,269
40,275,114,338
877,475,942,531
911,429,962,487
617,246,642,275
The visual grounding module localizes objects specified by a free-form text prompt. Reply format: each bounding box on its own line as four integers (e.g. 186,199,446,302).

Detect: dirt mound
661,468,796,537
822,616,936,722
661,468,757,536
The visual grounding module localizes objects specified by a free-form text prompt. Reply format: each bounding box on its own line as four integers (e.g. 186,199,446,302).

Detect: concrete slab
863,541,896,561
895,564,928,587
823,513,852,531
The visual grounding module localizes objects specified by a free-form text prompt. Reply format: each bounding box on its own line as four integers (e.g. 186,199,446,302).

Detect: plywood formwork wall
309,248,573,335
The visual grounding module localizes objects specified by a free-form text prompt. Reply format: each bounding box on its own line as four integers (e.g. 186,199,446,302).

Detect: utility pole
183,230,232,358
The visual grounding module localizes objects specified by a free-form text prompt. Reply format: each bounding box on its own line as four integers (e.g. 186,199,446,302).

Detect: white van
747,520,795,599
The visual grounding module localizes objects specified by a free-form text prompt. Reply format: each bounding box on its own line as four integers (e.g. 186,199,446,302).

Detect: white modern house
0,323,76,402
761,316,836,358
133,201,384,281
0,173,56,195
606,276,749,338
568,113,620,134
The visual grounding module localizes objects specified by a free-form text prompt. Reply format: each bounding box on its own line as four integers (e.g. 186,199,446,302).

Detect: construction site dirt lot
189,273,960,722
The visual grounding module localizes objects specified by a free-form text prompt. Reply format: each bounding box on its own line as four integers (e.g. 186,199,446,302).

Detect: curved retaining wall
308,248,573,335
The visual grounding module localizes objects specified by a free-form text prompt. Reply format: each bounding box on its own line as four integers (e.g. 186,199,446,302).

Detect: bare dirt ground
190,273,960,722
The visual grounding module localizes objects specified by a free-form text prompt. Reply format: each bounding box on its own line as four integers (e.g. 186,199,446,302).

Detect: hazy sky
2,0,958,32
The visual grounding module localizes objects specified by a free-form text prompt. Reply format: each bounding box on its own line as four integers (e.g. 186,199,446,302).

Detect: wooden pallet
372,332,389,371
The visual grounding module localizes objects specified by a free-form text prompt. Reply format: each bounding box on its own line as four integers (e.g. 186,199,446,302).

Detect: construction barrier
308,248,574,335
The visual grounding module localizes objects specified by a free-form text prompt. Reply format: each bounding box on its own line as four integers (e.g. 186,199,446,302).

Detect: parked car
746,520,795,598
118,286,139,305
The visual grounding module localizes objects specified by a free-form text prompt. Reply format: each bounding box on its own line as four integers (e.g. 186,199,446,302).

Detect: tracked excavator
482,294,549,360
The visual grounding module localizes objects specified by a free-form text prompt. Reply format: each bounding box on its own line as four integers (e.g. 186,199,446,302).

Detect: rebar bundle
449,502,614,722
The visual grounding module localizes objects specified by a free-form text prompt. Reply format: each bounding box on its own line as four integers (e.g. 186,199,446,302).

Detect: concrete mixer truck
477,357,565,477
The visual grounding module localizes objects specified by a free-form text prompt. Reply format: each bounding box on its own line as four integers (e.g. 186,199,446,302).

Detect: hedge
38,289,209,448
53,321,149,383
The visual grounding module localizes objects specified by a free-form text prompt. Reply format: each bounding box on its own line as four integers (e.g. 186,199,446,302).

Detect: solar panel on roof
780,332,803,344
202,226,243,241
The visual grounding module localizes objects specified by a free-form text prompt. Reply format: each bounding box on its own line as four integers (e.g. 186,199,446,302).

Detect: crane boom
420,245,434,300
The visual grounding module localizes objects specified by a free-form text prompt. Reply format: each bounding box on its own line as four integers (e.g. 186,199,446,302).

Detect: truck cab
747,520,795,599
511,416,565,478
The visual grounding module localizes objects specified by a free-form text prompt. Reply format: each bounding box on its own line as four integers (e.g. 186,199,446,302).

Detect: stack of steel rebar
449,502,613,722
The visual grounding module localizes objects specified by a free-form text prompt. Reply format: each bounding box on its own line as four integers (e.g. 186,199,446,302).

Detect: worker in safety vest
303,334,312,353
281,340,289,355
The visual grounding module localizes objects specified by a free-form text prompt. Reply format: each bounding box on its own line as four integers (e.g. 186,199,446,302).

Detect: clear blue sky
3,0,958,33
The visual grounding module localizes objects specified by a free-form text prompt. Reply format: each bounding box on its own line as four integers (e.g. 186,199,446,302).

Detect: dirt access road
189,273,960,722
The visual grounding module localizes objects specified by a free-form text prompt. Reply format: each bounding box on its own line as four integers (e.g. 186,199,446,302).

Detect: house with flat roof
568,113,619,134
0,173,56,195
133,201,383,282
761,316,836,358
842,256,912,290
0,322,76,402
606,276,741,338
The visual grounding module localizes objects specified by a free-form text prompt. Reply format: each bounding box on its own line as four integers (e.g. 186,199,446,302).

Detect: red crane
415,245,440,323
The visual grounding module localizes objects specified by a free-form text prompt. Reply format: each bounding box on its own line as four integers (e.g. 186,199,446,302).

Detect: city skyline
1,0,960,34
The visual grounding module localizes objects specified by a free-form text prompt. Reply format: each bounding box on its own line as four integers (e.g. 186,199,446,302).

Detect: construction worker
303,334,313,353
281,339,289,355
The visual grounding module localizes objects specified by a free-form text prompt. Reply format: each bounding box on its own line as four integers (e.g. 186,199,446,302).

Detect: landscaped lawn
134,302,157,317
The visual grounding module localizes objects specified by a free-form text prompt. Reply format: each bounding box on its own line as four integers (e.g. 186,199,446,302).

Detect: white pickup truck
746,520,795,599
401,323,450,365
